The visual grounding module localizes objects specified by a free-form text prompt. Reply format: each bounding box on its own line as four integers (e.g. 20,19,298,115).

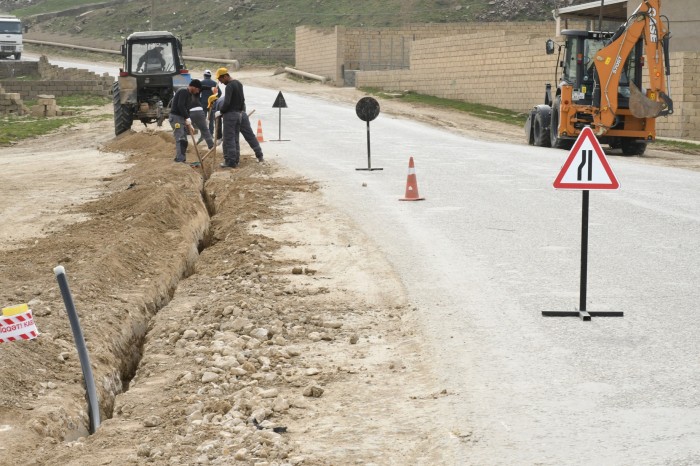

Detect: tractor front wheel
533,110,551,147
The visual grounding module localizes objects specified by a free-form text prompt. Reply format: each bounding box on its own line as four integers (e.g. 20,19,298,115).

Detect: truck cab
0,15,23,60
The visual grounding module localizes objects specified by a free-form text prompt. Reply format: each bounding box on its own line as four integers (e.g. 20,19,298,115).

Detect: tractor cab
553,30,644,109
121,31,185,75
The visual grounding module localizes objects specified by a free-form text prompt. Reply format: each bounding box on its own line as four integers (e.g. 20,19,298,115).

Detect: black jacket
219,80,245,113
170,88,191,118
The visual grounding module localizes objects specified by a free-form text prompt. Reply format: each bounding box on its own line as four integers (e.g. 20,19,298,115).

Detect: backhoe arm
592,0,672,134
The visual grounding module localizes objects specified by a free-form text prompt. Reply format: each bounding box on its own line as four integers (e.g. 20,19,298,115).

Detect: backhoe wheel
113,82,133,136
550,97,574,150
621,139,647,156
533,109,551,147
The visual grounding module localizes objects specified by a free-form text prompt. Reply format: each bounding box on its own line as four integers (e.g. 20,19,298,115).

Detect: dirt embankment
0,114,448,464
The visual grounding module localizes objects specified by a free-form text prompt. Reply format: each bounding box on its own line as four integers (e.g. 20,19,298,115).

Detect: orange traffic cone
400,157,425,201
256,120,265,142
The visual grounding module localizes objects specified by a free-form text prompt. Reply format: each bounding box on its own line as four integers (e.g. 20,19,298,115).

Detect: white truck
0,15,23,60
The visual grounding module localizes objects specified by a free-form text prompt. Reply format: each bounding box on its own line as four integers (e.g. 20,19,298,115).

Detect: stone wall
355,27,553,115
294,26,345,83
0,61,41,79
0,55,113,101
655,52,700,139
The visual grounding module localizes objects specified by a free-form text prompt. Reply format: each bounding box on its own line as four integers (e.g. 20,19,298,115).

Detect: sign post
270,91,290,142
355,97,383,171
543,126,623,320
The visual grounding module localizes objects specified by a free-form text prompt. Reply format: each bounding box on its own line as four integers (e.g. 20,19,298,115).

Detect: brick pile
0,83,29,116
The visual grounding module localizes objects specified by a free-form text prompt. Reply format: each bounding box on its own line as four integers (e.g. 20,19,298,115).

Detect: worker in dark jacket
213,67,264,167
214,67,245,168
168,80,200,163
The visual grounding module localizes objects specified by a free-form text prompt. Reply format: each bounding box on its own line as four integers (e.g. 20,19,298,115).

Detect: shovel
188,125,207,179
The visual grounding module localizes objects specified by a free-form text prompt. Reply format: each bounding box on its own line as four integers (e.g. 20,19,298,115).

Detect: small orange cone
400,157,425,201
256,119,265,142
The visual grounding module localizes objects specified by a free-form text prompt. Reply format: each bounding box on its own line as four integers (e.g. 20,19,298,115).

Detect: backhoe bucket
629,82,665,119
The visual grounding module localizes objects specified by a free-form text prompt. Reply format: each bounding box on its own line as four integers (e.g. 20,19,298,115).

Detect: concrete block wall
654,52,700,139
37,55,113,91
294,26,342,83
0,80,111,97
0,62,41,79
356,28,555,115
343,22,553,71
0,55,114,100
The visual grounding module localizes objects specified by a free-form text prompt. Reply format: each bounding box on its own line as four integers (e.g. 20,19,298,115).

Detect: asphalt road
245,86,700,464
26,55,700,463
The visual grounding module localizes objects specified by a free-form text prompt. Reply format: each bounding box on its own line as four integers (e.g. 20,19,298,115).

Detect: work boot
220,161,238,169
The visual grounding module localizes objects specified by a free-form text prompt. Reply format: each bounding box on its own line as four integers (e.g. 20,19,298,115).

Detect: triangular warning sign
272,91,287,108
553,126,620,190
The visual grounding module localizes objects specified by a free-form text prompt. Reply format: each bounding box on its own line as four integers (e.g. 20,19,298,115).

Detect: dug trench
0,129,451,464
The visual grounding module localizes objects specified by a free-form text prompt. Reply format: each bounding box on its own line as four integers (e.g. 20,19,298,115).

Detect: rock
291,267,303,275
201,372,220,383
259,388,279,398
308,332,322,342
349,334,359,344
234,448,248,460
305,368,320,376
182,329,198,340
136,444,151,458
144,415,162,427
250,328,269,340
322,321,342,329
272,397,290,412
302,385,324,398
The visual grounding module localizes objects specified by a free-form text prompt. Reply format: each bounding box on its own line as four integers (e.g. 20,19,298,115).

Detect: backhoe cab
525,0,672,155
112,31,191,136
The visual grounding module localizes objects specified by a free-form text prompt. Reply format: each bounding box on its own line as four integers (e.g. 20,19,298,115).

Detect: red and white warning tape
0,310,39,343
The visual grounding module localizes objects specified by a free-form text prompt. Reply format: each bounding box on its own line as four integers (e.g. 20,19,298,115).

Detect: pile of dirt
1,129,445,465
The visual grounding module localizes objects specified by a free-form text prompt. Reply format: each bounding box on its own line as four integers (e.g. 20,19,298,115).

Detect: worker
208,93,220,143
168,80,200,163
187,79,214,150
136,46,165,73
197,70,218,143
214,67,244,168
213,67,264,165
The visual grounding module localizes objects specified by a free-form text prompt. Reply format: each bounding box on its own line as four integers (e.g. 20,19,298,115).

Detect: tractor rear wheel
113,82,133,136
621,139,647,156
550,97,574,150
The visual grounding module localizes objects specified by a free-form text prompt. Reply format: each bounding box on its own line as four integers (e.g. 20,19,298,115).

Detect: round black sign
355,97,380,122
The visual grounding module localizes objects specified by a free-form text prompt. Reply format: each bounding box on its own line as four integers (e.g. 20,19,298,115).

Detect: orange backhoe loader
525,0,672,155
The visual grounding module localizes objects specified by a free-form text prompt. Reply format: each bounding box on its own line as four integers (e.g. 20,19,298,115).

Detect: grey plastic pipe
53,265,101,434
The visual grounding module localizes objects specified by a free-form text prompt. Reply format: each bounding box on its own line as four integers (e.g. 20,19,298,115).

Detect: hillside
1,0,571,50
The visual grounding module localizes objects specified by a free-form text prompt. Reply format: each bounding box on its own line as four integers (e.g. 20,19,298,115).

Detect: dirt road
0,68,698,465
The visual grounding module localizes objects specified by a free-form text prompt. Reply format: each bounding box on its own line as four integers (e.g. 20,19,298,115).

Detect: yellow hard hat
207,94,218,109
214,67,229,80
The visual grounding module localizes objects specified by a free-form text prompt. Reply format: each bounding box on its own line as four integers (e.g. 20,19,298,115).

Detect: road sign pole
355,97,383,171
580,190,589,313
544,126,623,320
366,121,371,168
